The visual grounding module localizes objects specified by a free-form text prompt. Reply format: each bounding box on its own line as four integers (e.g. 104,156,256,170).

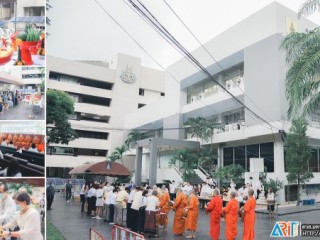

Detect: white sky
47,0,320,70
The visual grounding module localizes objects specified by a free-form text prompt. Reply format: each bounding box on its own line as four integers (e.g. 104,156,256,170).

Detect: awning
10,16,45,23
69,161,131,177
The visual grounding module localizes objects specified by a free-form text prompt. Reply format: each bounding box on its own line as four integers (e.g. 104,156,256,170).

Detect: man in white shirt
130,187,142,232
0,182,16,226
114,186,128,225
126,187,136,228
169,180,176,200
1,139,7,146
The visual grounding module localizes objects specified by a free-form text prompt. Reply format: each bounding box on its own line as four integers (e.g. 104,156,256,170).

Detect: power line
125,0,280,134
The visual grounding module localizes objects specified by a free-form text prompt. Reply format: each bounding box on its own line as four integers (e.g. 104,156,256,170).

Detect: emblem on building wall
120,65,137,83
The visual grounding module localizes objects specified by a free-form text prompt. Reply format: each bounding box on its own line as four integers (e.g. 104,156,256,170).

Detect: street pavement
47,194,320,240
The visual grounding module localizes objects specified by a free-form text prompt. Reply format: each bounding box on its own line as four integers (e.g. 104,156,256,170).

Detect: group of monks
205,188,256,240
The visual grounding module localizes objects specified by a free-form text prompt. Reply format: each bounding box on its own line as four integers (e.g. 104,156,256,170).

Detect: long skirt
144,211,157,235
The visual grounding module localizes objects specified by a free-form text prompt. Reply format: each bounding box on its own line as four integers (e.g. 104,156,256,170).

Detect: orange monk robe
205,195,222,240
185,194,199,231
158,191,170,226
223,198,238,240
172,193,187,235
242,196,256,240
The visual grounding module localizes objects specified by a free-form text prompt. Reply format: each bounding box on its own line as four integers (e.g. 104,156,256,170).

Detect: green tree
215,164,245,187
281,1,320,118
285,117,313,204
46,89,77,144
264,178,284,198
125,130,143,148
198,147,218,174
170,149,198,182
114,145,127,165
184,117,212,143
108,151,120,162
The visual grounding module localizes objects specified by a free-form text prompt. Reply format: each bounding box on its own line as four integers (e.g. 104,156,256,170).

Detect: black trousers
109,204,115,223
87,197,91,215
47,195,54,210
126,203,132,228
80,194,85,212
131,209,139,232
91,196,97,211
169,193,176,201
66,191,72,201
138,208,145,233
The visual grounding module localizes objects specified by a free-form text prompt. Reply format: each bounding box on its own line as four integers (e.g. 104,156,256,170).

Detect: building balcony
74,102,111,116
47,80,112,99
46,155,106,168
49,137,110,150
69,119,110,132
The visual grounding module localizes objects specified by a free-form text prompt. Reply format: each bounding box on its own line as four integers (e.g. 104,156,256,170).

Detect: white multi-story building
124,2,320,203
46,53,165,178
10,66,43,92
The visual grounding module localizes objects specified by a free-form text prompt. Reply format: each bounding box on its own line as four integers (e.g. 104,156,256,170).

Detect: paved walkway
47,194,320,240
0,102,44,120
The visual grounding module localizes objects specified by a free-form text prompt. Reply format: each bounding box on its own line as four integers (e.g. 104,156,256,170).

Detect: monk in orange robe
172,188,187,236
205,189,222,240
185,190,199,239
158,187,170,230
241,189,256,240
223,191,238,240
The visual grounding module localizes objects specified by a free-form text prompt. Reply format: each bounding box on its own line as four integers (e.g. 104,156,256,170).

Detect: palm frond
298,0,320,18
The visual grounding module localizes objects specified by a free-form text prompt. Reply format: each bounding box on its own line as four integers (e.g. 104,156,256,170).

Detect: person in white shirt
114,186,128,225
144,190,159,237
130,187,142,232
138,190,148,234
95,184,104,219
79,183,87,213
0,182,15,226
126,187,136,228
28,143,39,153
87,184,96,217
1,193,43,240
267,188,275,219
1,139,7,146
7,141,14,148
0,159,22,177
108,188,117,224
102,183,110,222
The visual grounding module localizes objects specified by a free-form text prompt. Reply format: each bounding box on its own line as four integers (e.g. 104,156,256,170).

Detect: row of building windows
47,146,107,157
75,130,108,140
69,112,110,123
284,147,320,172
223,142,274,172
67,92,111,107
22,74,42,79
49,72,113,90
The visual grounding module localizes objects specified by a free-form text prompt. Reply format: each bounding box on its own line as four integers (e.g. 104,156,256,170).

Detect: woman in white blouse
1,192,42,240
144,190,159,237
267,188,275,219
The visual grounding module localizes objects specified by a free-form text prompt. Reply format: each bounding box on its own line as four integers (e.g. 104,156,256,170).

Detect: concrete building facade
124,3,320,203
46,54,165,177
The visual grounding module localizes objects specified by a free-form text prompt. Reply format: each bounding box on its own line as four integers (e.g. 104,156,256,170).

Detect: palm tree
108,151,120,162
281,1,320,118
298,0,320,18
114,145,127,165
184,117,212,144
125,130,143,148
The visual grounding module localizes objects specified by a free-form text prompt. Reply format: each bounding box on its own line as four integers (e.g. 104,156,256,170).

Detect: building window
76,148,107,156
260,142,274,172
223,147,233,166
161,92,165,96
76,130,108,140
310,148,319,172
139,88,145,96
49,147,74,155
138,103,146,109
234,146,246,171
49,72,60,80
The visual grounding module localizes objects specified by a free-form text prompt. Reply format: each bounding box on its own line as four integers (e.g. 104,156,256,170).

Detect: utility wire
162,0,282,131
126,0,278,133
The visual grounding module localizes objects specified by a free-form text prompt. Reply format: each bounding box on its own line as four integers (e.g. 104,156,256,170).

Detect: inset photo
0,121,44,177
0,66,44,120
0,178,45,239
0,0,45,67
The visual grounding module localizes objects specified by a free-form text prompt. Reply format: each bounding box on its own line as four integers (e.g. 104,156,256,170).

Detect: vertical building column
134,146,142,186
217,143,224,189
149,141,158,186
274,139,286,203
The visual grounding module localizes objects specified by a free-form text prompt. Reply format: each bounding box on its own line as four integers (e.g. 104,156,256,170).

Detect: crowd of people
0,91,20,112
0,181,43,240
50,177,277,239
